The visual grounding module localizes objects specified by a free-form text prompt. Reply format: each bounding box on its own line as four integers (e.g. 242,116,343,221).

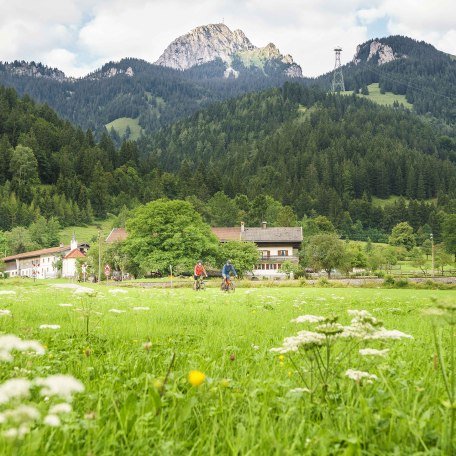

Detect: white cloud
0,0,454,77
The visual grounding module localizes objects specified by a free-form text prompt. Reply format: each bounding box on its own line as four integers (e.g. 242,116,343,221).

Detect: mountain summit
155,23,302,77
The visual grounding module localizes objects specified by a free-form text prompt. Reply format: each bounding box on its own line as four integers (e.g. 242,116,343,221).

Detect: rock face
156,23,302,78
0,61,69,82
353,40,402,66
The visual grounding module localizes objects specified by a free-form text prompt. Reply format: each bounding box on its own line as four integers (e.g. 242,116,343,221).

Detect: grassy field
342,83,413,109
60,218,115,245
105,117,143,140
0,280,454,454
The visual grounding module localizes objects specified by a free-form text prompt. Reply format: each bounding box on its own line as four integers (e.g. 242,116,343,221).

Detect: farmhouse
1,236,89,279
212,222,303,277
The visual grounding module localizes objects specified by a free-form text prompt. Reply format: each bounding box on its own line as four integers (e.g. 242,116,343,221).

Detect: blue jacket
222,264,237,277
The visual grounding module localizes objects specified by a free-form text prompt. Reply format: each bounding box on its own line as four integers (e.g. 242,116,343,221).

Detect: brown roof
64,249,86,259
2,245,69,263
242,227,303,242
106,228,128,243
212,226,303,243
211,227,241,242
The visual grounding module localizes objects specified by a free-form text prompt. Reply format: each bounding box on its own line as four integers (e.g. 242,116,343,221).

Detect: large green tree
217,241,259,277
9,145,39,201
442,214,456,260
124,199,219,275
302,234,347,278
389,222,416,251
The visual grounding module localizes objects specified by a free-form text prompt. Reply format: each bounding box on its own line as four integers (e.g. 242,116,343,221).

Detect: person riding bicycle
221,260,237,286
194,260,207,289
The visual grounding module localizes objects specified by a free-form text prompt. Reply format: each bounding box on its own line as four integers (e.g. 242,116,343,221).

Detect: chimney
70,233,78,251
262,221,267,229
240,222,245,232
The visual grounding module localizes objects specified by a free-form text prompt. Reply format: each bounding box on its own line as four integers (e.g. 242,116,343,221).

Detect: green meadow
0,281,454,454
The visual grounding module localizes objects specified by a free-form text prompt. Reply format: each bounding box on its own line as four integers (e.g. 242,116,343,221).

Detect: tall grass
0,281,454,454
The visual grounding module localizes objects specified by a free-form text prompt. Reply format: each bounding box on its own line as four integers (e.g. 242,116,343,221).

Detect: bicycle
194,275,206,291
221,277,236,292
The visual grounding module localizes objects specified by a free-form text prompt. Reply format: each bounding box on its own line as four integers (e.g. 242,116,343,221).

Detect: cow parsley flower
270,331,326,354
35,375,85,401
43,414,61,427
109,309,125,314
359,348,390,357
0,379,32,404
291,315,325,324
0,309,12,316
39,325,60,330
58,303,73,308
345,369,378,382
133,307,149,311
49,403,72,414
0,335,45,362
365,328,413,340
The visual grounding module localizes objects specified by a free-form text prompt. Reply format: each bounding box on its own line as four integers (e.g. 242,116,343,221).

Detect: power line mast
331,47,345,92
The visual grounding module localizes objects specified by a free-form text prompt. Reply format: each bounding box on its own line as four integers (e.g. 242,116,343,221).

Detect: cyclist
193,260,207,290
221,260,237,289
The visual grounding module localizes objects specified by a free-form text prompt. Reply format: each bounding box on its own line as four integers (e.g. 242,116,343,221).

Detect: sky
0,0,454,77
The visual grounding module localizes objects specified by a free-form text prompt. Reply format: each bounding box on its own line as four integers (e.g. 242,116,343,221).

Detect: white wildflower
271,331,325,354
43,414,61,427
109,309,125,314
4,404,40,422
58,303,73,308
3,425,29,439
0,291,15,295
0,309,12,316
49,403,72,414
109,289,127,294
291,315,325,324
0,335,45,362
359,348,390,357
345,369,378,382
73,287,95,294
365,328,413,340
0,379,32,404
133,307,149,311
39,325,60,330
251,344,260,350
35,375,84,401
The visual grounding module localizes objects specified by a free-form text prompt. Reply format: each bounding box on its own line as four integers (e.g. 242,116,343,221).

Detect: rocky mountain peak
155,23,302,78
155,23,254,70
0,60,69,82
353,39,401,66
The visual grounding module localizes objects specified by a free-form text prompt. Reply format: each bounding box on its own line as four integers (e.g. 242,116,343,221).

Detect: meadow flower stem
160,352,176,397
289,355,310,390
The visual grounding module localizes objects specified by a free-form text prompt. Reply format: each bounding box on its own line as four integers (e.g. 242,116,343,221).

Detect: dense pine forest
317,36,456,124
0,81,455,252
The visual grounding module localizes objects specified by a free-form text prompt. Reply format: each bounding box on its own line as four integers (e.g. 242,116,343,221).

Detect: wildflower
109,309,125,314
188,370,206,387
83,347,91,357
58,303,73,307
109,289,127,294
49,403,72,414
359,348,389,357
0,309,12,316
219,379,230,388
3,425,29,439
278,355,285,362
0,335,45,362
133,307,150,311
0,291,15,295
39,325,60,330
143,341,152,351
365,328,413,340
84,411,97,420
316,322,344,336
251,344,259,350
291,315,325,324
43,414,61,427
153,379,163,390
229,353,236,361
35,375,85,401
345,369,378,383
4,405,40,422
0,379,32,404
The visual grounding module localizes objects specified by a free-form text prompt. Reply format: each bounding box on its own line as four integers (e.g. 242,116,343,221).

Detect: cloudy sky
0,0,454,77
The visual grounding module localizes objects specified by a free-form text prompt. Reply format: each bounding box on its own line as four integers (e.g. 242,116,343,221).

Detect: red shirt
194,264,206,276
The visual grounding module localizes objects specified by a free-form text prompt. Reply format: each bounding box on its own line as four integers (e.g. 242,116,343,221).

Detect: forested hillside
139,83,456,239
0,82,455,253
0,58,306,137
317,36,456,124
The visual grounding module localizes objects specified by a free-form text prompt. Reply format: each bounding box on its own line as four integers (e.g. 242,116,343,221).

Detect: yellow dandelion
188,370,206,387
279,355,285,362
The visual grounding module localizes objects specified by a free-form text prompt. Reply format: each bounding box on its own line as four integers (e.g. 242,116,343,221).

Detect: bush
383,275,395,286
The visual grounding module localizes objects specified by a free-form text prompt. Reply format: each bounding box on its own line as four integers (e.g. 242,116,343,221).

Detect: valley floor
0,281,454,454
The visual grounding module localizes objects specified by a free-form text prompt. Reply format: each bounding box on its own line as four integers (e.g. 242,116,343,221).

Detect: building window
260,250,270,259
278,250,288,256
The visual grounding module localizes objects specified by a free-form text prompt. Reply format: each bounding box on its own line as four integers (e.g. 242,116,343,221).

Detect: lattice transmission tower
331,47,345,92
